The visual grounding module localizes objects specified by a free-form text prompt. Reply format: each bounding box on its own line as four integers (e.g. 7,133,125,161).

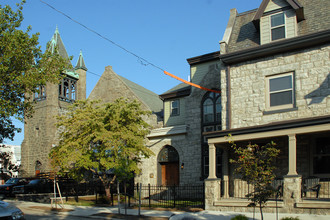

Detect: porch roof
205,115,330,144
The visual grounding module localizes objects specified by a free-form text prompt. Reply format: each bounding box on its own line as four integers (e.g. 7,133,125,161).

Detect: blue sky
4,0,261,146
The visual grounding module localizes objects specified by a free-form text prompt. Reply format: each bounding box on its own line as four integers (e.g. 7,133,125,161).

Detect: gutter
221,29,330,65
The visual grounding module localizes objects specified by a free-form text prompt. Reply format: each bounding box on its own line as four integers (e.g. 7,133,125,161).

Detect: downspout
227,65,231,130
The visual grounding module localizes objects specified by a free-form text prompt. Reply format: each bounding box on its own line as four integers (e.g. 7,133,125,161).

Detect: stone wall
137,61,221,186
21,82,73,176
223,44,329,129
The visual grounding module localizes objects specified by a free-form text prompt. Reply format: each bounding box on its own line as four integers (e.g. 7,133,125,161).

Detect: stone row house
137,0,330,214
21,0,329,214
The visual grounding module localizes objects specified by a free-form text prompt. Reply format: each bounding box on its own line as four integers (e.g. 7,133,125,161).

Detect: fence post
138,183,141,216
124,181,127,215
148,184,151,208
203,182,205,209
173,185,176,208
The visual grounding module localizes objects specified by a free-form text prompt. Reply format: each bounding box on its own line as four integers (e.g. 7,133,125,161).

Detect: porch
204,116,330,214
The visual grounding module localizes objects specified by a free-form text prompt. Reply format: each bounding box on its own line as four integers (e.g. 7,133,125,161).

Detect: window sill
263,107,298,115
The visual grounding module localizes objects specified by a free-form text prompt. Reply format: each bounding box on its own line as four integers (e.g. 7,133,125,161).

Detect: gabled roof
225,0,329,54
159,83,191,100
118,75,163,114
48,26,70,60
252,0,305,28
75,50,87,71
88,66,163,116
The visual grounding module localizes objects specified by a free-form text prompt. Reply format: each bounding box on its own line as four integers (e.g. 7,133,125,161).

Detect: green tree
49,98,154,196
0,0,69,143
0,144,20,180
230,140,280,220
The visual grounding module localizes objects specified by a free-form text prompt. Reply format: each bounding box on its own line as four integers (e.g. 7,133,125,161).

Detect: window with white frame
271,12,285,41
266,72,294,110
170,100,180,116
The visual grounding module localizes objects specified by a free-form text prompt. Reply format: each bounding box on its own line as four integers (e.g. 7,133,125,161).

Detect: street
25,213,93,220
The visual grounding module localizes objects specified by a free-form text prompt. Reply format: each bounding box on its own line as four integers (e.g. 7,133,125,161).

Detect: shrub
231,214,249,220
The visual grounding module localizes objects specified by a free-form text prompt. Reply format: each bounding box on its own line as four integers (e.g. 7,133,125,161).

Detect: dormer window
271,12,285,41
253,0,305,45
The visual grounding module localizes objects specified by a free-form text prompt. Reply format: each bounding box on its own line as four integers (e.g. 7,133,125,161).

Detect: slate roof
159,83,191,99
49,26,70,60
75,50,87,71
118,75,163,115
227,0,330,53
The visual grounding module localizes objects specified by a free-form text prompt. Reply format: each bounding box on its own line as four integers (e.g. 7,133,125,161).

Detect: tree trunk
105,186,111,199
259,203,263,220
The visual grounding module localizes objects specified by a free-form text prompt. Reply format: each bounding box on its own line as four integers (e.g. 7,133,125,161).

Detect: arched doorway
158,145,179,186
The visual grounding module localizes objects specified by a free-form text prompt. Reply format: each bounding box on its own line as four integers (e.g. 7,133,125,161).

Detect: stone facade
203,0,330,215
136,60,221,186
223,44,329,129
20,29,87,176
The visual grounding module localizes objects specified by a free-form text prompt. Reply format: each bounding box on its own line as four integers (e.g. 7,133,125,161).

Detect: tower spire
75,50,87,71
48,26,70,61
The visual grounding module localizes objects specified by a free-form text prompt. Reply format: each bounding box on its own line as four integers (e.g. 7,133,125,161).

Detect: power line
39,0,164,72
86,70,161,98
39,0,221,94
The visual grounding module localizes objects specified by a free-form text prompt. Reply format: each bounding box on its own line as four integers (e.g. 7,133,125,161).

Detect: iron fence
132,184,205,209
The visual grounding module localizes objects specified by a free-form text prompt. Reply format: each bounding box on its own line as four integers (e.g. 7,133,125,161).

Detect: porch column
283,134,302,211
208,143,217,179
222,146,229,198
287,134,298,176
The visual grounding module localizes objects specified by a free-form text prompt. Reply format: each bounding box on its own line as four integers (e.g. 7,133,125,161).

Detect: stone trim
263,107,298,115
208,123,329,144
214,200,284,208
296,201,330,209
204,116,330,140
147,125,187,138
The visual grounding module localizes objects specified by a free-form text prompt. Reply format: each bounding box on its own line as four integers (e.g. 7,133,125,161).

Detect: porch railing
302,177,330,200
221,179,283,200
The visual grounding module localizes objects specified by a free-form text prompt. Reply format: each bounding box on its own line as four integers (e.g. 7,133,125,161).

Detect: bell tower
20,27,87,176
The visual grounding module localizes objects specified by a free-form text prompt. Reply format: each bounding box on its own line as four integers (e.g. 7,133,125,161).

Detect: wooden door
161,162,179,186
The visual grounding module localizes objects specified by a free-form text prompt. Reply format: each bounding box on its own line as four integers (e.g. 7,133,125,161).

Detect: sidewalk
5,199,330,220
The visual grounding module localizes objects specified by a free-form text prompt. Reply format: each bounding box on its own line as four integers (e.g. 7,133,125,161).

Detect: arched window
201,91,222,179
59,77,77,102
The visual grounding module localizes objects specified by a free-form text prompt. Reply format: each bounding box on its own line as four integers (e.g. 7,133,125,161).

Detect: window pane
270,91,292,106
216,97,221,122
269,75,292,92
314,156,330,174
204,114,214,123
171,100,179,115
272,26,285,41
171,100,178,108
203,99,214,123
315,137,330,154
271,13,284,27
